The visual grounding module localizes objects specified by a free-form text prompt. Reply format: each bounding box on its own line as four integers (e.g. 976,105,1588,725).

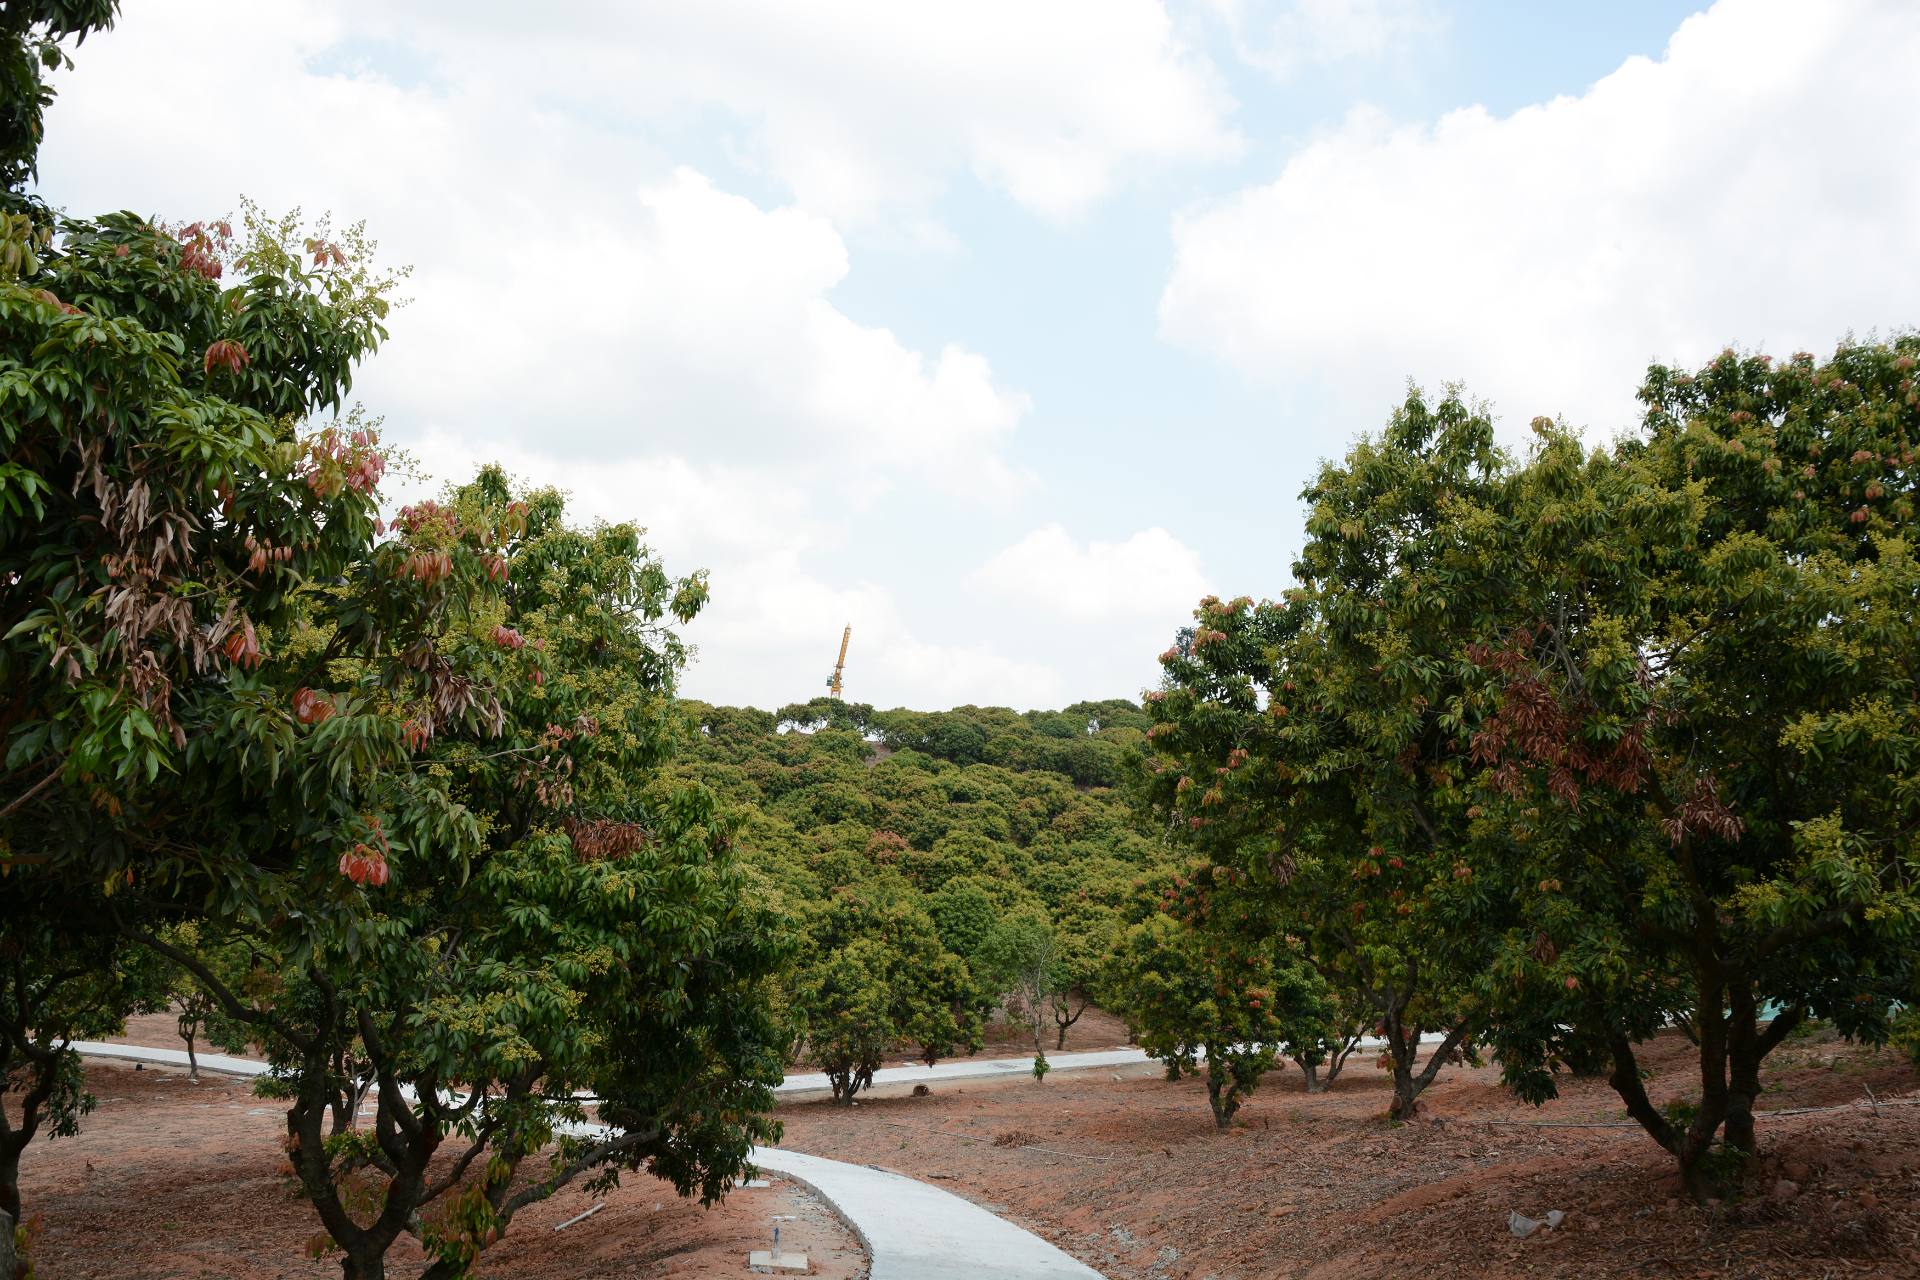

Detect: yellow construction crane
826,624,851,699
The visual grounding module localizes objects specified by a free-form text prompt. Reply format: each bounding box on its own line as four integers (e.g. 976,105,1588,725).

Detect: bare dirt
777,1027,1920,1280
106,1011,270,1062
977,1006,1136,1058
785,1003,1138,1074
18,1058,865,1280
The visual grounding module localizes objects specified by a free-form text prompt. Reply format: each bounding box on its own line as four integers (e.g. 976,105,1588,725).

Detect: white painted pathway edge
76,1040,1106,1280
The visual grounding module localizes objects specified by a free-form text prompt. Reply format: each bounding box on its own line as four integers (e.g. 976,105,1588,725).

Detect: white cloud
1160,0,1920,436
395,432,821,564
697,553,1065,710
322,0,1241,224
398,433,1062,710
974,525,1212,623
37,0,1180,709
1200,0,1443,79
39,5,1034,500
390,169,1035,500
957,524,1211,707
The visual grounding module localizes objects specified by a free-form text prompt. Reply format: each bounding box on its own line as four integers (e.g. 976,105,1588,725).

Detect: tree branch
1413,1021,1474,1091
125,927,313,1054
503,1126,663,1216
1607,1034,1678,1155
1755,910,1854,960
0,765,61,823
1754,1004,1807,1059
420,1117,506,1203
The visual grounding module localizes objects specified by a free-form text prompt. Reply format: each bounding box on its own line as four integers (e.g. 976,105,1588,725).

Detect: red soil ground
974,1005,1136,1058
777,1026,1920,1280
782,1003,1137,1074
46,1013,1920,1278
16,1057,864,1280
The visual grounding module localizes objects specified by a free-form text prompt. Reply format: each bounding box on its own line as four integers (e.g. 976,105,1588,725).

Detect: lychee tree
1046,899,1118,1050
977,904,1062,1072
925,874,1002,963
0,35,473,1249
0,876,167,1265
791,876,981,1101
1458,343,1920,1196
138,475,786,1280
1,17,775,1277
151,920,257,1083
1138,388,1519,1119
1105,867,1334,1129
1,205,412,855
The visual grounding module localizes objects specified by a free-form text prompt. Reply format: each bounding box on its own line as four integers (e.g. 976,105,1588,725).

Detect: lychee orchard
3,4,1918,1278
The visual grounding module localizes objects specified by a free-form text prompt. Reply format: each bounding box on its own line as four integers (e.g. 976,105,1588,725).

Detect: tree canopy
1139,390,1514,1118
1138,343,1920,1191
1460,346,1920,1193
673,696,1171,1097
0,17,791,1273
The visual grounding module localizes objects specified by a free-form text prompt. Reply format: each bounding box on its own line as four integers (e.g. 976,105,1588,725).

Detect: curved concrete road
75,1040,1105,1280
78,1037,1450,1094
75,1038,1151,1093
750,1145,1101,1280
777,1045,1152,1095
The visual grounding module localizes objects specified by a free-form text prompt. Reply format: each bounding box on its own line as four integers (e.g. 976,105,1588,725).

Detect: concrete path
75,1040,1107,1280
750,1144,1102,1280
777,1045,1152,1094
74,1038,1156,1092
776,1029,1451,1095
77,1042,268,1077
76,1035,1450,1094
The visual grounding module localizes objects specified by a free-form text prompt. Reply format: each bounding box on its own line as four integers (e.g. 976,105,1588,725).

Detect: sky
35,0,1920,711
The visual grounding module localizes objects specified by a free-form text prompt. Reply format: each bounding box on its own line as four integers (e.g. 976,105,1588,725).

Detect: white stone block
747,1248,809,1272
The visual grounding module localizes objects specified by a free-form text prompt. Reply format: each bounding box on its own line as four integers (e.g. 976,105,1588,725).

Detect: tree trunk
1722,990,1759,1159
333,1072,372,1137
0,1206,16,1280
2,1096,37,1231
1602,995,1807,1202
1607,1035,1682,1141
184,1031,199,1084
1323,1031,1362,1088
829,1062,872,1102
1720,981,1801,1160
1294,1058,1327,1093
1052,991,1088,1050
339,1246,386,1280
0,1143,20,1226
1205,1073,1235,1129
1388,1067,1418,1119
1383,1014,1471,1121
288,1045,422,1280
1670,963,1734,1198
